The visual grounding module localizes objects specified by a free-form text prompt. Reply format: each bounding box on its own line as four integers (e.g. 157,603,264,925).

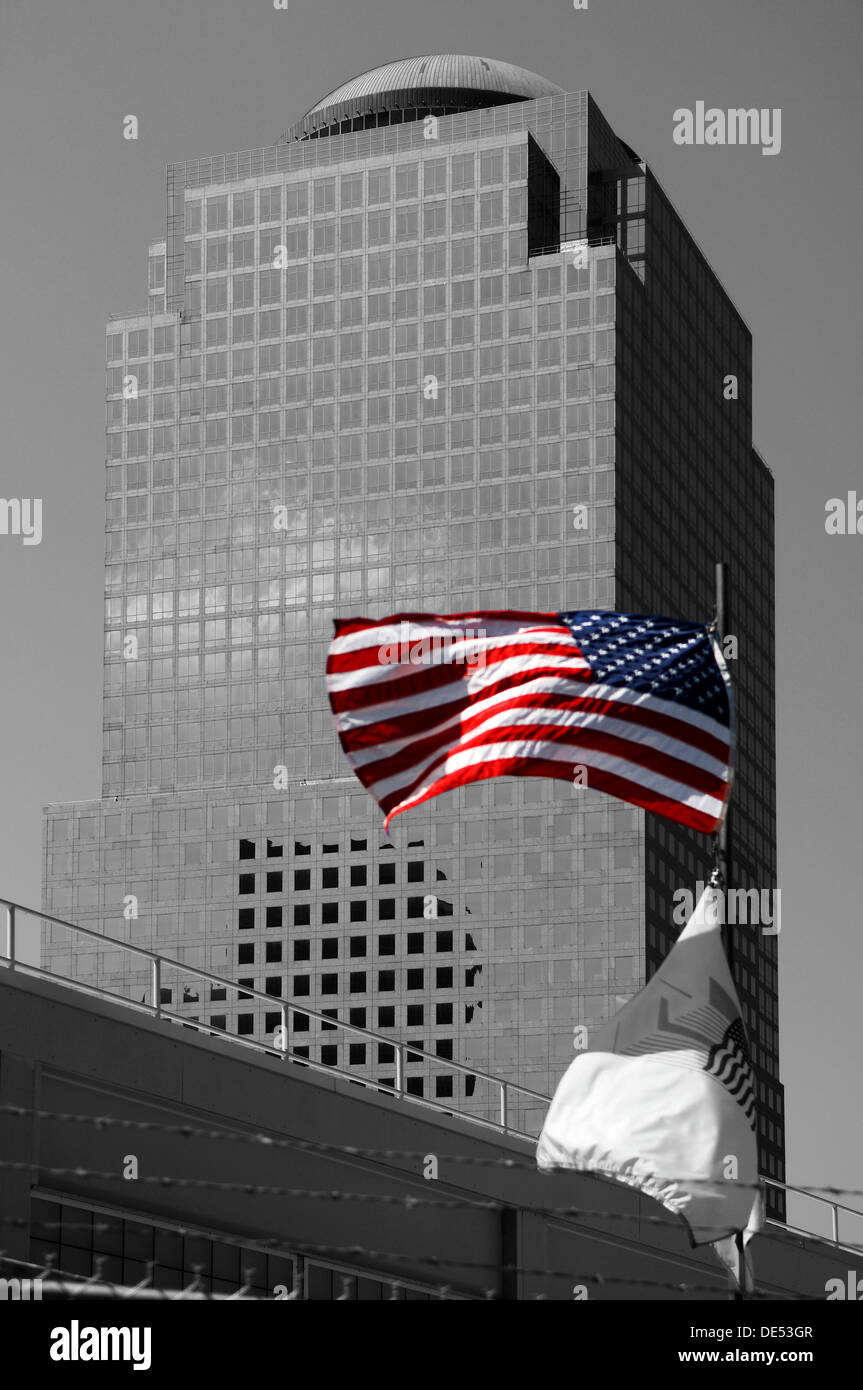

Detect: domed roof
283,54,562,142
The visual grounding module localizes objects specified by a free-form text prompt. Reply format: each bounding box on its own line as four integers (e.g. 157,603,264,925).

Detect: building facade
42,56,784,1191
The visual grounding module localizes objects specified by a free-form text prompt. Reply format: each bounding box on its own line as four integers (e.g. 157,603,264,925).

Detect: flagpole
715,562,749,1302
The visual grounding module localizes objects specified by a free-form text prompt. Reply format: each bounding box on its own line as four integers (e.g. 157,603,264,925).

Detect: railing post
500,1080,509,1132
151,958,161,1018
831,1203,839,1245
394,1044,404,1096
279,1006,287,1055
7,904,15,968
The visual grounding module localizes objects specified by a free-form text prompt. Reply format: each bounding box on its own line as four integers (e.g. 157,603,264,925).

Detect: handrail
2,895,860,1251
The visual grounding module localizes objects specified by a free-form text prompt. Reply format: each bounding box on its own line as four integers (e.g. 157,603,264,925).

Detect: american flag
326,609,734,834
705,1017,757,1131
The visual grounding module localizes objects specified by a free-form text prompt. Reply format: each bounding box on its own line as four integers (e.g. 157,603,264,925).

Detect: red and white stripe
326,612,732,834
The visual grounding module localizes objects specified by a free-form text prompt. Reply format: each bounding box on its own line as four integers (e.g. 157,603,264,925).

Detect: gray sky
1,0,861,1210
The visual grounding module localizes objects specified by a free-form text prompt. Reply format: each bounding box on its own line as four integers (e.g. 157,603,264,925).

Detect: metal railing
2,895,860,1254
0,898,547,1141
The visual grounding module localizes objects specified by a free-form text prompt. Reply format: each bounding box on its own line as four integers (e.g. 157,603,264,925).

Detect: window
239,839,255,859
378,935,396,956
407,1005,424,1026
349,1043,367,1066
436,1039,454,1060
435,931,453,952
238,908,254,930
436,967,453,988
293,940,310,961
294,869,310,890
349,936,367,958
266,872,283,893
349,972,367,993
238,944,254,964
238,874,255,895
237,1015,254,1036
321,974,338,995
407,933,424,954
378,863,396,885
266,906,282,929
321,1045,338,1066
322,938,338,960
378,970,395,992
435,1076,453,1098
265,977,282,997
350,865,367,886
294,840,311,855
407,969,424,990
322,867,338,889
349,901,367,922
349,1007,366,1027
378,899,396,920
406,897,424,918
407,861,424,882
378,1007,395,1028
293,904,310,927
321,902,338,924
435,1003,453,1025
265,942,283,963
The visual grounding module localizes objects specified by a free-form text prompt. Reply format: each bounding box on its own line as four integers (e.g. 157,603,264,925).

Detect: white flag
537,886,763,1254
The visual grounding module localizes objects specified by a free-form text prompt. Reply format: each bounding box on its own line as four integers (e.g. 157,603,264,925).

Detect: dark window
378,971,396,992
407,861,424,882
322,1008,338,1032
237,978,254,999
265,976,282,996
407,1004,424,1026
435,1076,454,1099
321,1045,338,1066
293,904,310,926
437,898,454,917
407,932,424,954
407,1043,424,1063
465,1075,477,1098
293,1045,310,1058
466,965,482,986
406,897,424,918
237,1015,254,1035
436,967,453,988
159,987,172,1004
266,871,283,893
378,1075,394,1088
293,975,310,996
378,863,396,885
435,931,454,951
349,971,367,993
349,1007,366,1027
265,1010,282,1033
435,1002,453,1025
294,840,311,855
405,1077,424,1097
322,867,338,889
266,838,283,858
350,865,367,886
350,836,367,852
238,907,255,930
436,1039,454,1059
238,874,255,895
322,938,338,959
266,905,282,929
293,939,310,961
210,985,227,1002
350,901,367,922
322,842,339,854
239,839,255,860
378,899,396,920
407,969,424,990
349,936,367,958
321,902,338,924
294,869,310,891
209,1015,227,1030
349,1043,367,1065
292,1011,309,1032
265,941,282,963
321,974,338,995
378,935,396,956
238,944,254,964
407,839,424,847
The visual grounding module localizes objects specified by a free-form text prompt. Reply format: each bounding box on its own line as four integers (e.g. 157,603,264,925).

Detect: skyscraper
42,54,784,1200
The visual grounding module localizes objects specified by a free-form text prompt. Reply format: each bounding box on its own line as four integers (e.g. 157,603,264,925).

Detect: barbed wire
0,1247,795,1302
5,1105,858,1199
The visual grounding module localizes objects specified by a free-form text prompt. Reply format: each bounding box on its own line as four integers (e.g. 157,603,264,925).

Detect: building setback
42,55,784,1200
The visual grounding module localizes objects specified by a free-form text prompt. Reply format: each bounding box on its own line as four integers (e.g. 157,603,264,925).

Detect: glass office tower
42,55,784,1199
